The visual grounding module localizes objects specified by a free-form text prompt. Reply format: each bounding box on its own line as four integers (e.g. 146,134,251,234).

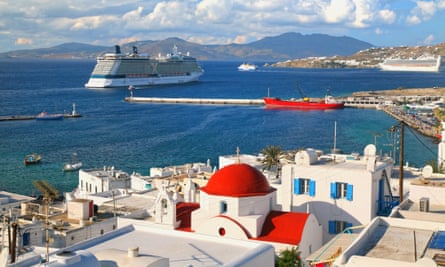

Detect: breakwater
125,96,264,105
0,113,82,122
382,106,441,139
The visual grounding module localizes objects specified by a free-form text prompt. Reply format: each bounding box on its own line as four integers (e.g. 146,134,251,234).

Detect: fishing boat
85,45,204,88
35,112,64,120
263,84,345,110
238,63,257,71
24,153,42,165
63,153,82,172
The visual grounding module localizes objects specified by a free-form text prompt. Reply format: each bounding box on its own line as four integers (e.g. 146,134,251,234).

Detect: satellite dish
422,165,433,178
364,144,376,156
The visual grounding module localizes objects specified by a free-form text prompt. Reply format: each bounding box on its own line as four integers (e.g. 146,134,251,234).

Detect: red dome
201,163,274,197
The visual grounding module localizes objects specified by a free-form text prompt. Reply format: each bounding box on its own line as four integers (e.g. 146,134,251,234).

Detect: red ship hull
264,97,344,110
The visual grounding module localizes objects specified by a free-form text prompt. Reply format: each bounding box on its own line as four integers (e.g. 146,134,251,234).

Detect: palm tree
261,145,282,179
275,246,302,267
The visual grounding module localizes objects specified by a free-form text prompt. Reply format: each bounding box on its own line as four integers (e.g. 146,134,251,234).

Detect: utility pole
399,121,405,202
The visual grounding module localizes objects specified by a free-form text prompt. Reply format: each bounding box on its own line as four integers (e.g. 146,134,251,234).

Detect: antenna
333,121,337,153
32,180,58,263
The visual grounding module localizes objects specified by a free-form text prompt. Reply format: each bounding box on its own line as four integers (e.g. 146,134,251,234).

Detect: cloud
0,0,444,52
423,34,435,45
377,9,396,24
407,15,422,25
15,37,33,45
233,35,248,44
406,0,445,24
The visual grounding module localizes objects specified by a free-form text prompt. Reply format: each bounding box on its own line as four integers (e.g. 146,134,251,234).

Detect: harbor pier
382,106,441,139
0,113,82,122
125,96,264,105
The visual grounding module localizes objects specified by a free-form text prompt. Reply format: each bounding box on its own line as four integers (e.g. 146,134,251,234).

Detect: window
293,178,316,196
328,220,353,234
220,201,227,214
330,182,353,200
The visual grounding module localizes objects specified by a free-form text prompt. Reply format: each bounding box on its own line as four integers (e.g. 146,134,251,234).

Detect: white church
155,162,323,258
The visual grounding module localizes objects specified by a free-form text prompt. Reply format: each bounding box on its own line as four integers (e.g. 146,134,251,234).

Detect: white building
279,144,395,243
0,191,34,215
184,163,323,258
78,166,131,195
332,216,445,267
11,222,275,267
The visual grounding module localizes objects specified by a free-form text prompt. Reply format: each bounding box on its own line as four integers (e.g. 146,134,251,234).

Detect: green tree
261,145,282,179
275,247,302,267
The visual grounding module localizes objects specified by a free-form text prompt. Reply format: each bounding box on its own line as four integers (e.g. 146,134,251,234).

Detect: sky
0,0,445,53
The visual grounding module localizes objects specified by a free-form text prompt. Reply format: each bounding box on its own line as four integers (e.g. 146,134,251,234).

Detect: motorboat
24,153,42,165
35,112,64,120
63,153,82,172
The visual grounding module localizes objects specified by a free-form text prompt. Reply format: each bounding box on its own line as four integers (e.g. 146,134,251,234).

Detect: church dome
201,163,274,197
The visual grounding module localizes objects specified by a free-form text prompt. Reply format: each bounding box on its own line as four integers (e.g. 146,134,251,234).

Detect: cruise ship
379,55,445,72
85,45,204,88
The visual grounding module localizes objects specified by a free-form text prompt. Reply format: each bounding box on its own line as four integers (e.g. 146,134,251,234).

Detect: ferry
238,63,257,71
379,55,445,72
85,45,204,88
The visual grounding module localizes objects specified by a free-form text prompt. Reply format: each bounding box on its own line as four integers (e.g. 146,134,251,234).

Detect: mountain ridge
0,32,374,61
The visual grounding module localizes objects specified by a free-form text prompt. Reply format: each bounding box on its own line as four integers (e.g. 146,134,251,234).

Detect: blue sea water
0,59,444,196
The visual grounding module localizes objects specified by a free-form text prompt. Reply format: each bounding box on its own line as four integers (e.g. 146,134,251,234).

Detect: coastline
352,87,445,97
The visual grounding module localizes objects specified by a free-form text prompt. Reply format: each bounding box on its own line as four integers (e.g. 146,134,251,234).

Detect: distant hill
0,32,374,61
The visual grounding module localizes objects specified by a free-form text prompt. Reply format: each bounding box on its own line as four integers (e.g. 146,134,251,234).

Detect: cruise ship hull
85,45,204,89
379,55,445,72
85,72,203,88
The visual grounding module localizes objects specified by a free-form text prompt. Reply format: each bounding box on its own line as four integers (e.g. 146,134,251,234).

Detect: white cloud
378,9,396,24
322,0,355,24
196,0,234,23
407,15,422,25
375,28,383,35
0,0,444,52
423,34,435,44
15,37,33,45
407,0,445,24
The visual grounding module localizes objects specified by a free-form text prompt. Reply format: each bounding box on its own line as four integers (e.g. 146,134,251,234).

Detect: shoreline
351,87,445,97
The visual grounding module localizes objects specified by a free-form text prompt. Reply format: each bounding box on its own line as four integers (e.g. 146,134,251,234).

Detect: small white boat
63,153,82,172
238,63,257,71
35,112,64,120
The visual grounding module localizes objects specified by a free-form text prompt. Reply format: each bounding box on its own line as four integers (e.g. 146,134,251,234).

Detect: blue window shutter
293,178,301,194
346,184,354,201
330,182,337,199
309,180,316,196
328,221,336,234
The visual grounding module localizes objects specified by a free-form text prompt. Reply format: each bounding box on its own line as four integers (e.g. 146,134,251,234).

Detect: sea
0,59,444,196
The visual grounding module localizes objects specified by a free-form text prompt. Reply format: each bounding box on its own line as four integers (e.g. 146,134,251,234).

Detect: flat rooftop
338,217,445,266
58,222,273,267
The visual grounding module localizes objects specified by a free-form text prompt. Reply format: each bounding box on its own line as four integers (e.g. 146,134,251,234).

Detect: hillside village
270,42,445,68
1,119,445,266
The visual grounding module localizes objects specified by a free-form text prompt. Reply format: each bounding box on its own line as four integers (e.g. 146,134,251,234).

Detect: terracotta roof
200,163,275,197
253,211,309,245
